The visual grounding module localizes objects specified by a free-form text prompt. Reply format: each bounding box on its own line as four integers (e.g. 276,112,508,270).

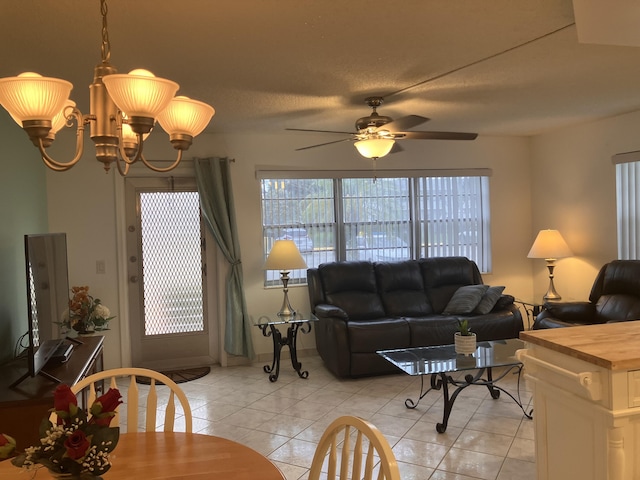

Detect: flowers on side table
11,384,121,479
64,286,116,334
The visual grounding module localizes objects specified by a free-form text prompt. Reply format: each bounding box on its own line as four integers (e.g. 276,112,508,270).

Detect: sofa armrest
534,301,597,329
314,303,349,320
313,305,351,377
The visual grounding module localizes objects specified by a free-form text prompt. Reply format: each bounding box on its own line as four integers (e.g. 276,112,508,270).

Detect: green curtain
194,157,254,359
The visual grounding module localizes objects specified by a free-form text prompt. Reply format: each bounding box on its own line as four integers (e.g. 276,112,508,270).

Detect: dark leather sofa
534,260,640,329
307,257,524,378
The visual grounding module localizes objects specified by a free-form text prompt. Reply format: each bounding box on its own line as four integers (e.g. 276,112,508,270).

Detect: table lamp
263,240,308,317
527,229,573,300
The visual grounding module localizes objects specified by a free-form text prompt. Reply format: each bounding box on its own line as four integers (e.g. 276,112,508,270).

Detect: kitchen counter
520,321,640,371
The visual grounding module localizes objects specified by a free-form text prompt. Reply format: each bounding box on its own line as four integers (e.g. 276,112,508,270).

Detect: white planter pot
454,332,477,355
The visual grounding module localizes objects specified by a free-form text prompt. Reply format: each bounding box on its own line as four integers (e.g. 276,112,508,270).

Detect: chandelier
0,0,214,176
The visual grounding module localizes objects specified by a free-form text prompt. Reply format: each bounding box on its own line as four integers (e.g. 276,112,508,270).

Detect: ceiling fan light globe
354,138,395,159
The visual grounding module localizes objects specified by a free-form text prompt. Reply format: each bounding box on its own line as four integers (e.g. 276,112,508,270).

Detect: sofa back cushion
317,261,386,320
419,257,482,313
375,261,433,316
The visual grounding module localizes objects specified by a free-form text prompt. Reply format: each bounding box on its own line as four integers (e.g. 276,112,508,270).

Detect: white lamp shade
102,69,178,118
0,72,72,123
354,138,395,158
157,95,215,137
527,229,573,259
263,240,308,271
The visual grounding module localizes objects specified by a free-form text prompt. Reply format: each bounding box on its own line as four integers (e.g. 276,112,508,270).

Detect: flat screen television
10,233,73,388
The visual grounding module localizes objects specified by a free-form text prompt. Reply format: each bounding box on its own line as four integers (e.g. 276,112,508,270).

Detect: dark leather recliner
534,260,640,329
308,257,523,378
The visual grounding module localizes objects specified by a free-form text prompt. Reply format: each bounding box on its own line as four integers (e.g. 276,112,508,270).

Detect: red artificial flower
53,384,78,424
0,434,16,459
90,388,122,427
64,430,91,460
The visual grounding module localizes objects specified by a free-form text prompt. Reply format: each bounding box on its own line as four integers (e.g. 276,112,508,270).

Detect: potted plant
454,319,477,355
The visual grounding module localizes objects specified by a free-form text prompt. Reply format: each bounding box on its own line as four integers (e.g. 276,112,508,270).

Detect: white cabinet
520,323,640,480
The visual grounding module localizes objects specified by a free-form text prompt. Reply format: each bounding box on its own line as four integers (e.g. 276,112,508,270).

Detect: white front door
124,177,218,370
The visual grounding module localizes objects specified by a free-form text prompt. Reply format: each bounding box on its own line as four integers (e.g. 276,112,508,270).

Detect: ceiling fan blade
395,131,478,141
286,127,355,135
375,115,429,133
294,137,355,151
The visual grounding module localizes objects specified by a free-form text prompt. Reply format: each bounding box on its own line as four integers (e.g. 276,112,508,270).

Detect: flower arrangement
0,433,16,459
11,384,121,479
63,286,116,334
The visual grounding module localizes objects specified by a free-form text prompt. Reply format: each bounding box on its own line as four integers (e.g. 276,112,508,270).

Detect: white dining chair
64,367,193,433
309,415,400,480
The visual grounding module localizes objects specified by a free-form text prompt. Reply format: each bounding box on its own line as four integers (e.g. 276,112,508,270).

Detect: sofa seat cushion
347,318,410,352
376,261,433,316
406,311,522,347
405,315,462,347
596,294,640,322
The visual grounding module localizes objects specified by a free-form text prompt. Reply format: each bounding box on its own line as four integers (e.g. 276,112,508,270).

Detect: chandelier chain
100,0,111,64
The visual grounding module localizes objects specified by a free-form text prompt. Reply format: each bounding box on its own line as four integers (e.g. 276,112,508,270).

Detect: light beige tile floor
150,355,536,480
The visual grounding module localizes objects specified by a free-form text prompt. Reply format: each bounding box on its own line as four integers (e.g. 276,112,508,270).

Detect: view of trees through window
261,175,490,286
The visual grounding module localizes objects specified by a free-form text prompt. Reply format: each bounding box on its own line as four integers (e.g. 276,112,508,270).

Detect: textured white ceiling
1,0,640,143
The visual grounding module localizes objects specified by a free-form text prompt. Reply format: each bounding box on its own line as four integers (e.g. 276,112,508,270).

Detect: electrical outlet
96,260,106,274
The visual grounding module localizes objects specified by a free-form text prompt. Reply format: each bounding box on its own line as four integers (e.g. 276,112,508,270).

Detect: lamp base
543,262,562,301
277,271,296,320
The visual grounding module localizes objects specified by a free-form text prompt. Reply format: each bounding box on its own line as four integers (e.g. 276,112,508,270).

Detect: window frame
259,168,492,286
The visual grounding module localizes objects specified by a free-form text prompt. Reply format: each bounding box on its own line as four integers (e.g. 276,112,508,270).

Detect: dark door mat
135,366,211,385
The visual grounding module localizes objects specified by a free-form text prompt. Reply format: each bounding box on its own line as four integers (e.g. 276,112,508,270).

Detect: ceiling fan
286,96,478,159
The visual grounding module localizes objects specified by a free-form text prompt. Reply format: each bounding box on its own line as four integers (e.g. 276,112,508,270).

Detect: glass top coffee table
377,338,532,433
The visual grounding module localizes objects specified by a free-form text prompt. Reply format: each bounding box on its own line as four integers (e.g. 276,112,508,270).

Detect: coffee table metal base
406,365,533,433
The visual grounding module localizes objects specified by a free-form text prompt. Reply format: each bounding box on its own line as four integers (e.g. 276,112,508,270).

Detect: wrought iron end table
255,313,318,382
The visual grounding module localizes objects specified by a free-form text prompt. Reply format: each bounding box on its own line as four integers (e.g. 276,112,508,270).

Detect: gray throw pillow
473,286,506,315
442,284,489,314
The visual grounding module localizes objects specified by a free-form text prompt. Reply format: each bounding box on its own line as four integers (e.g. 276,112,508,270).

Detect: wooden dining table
0,432,286,479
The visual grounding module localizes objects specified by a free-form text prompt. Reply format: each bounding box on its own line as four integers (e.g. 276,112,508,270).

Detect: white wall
45,128,534,367
530,110,640,301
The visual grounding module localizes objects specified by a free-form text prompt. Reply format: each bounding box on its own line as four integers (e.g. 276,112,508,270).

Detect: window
260,170,491,285
615,155,640,259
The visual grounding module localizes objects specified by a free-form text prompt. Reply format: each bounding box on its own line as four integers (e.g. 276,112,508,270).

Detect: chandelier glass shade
0,0,214,175
354,137,395,159
101,69,178,121
0,72,72,122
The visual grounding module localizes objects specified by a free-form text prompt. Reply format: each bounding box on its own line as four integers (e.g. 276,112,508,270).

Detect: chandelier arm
115,156,131,176
139,149,184,173
112,116,143,167
36,110,86,171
